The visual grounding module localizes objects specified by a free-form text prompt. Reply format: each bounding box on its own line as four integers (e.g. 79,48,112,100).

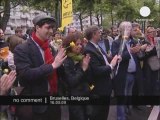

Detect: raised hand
82,54,90,71
145,45,154,52
0,71,16,95
140,44,147,51
130,45,141,53
110,55,118,68
52,47,67,69
117,55,122,63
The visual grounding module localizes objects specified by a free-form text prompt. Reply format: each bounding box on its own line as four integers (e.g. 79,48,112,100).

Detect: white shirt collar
90,41,99,49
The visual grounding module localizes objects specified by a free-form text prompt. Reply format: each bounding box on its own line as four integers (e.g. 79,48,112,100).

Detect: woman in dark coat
62,31,91,120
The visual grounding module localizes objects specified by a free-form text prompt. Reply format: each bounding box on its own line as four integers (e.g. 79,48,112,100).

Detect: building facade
4,5,101,35
66,14,102,32
5,5,47,35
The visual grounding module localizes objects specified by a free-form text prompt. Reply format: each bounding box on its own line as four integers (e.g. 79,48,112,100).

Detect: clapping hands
52,47,67,69
145,45,154,52
110,55,122,68
82,54,90,71
0,71,16,95
130,44,141,53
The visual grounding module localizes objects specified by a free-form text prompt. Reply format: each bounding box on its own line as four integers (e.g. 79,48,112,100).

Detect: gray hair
119,21,132,36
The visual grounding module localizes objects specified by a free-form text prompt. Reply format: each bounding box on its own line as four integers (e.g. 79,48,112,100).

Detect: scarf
67,52,84,62
147,35,155,45
32,32,57,94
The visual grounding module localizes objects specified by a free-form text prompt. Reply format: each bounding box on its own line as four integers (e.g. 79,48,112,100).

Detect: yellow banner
59,0,73,31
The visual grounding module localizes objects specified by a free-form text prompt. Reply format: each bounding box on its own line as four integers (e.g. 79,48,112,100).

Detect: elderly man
111,21,143,120
14,14,67,120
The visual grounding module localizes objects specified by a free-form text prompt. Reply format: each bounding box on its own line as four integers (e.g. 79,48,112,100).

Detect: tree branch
0,1,20,14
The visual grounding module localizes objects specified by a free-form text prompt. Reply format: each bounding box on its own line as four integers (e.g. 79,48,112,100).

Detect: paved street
61,105,158,120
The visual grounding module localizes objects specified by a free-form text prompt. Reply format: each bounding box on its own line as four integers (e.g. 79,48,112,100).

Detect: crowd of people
0,14,160,120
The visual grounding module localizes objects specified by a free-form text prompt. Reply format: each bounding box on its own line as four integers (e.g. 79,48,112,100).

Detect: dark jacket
84,42,112,96
141,38,160,95
14,38,56,113
63,57,90,96
111,38,143,95
0,39,8,48
101,38,110,53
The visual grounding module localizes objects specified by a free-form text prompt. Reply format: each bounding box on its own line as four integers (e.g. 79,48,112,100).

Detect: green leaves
0,0,159,31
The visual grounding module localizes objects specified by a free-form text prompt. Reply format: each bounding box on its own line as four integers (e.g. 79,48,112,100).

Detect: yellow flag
59,0,73,31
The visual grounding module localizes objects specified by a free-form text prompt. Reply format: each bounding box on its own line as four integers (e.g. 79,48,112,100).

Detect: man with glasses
14,14,67,120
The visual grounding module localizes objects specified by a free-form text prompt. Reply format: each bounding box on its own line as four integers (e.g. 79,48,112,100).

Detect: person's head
131,23,141,38
85,25,101,43
63,31,83,54
15,27,23,38
83,37,88,47
22,28,33,40
33,14,56,41
68,27,76,35
26,28,33,36
0,29,4,39
111,26,118,37
119,21,132,40
146,26,156,38
53,31,61,40
101,28,110,38
8,35,25,52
